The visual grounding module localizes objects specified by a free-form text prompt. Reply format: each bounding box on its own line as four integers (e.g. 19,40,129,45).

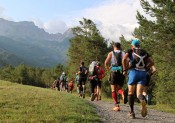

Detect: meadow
0,80,101,123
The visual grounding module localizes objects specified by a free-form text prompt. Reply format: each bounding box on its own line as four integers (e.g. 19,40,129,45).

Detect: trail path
88,100,175,123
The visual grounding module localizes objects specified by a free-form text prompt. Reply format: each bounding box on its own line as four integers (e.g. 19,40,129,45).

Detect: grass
0,80,101,123
149,104,175,114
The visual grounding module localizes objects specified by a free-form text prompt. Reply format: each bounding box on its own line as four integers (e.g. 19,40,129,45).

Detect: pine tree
68,18,109,77
135,0,175,107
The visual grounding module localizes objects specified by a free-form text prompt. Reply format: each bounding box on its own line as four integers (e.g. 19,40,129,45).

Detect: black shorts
79,77,87,86
109,71,125,87
97,80,102,88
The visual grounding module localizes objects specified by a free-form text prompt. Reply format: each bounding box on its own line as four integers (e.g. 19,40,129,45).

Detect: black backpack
80,66,87,77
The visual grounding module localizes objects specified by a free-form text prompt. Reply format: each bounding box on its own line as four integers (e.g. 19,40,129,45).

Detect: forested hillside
0,18,73,67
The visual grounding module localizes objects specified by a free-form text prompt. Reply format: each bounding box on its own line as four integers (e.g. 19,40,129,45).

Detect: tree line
0,64,65,87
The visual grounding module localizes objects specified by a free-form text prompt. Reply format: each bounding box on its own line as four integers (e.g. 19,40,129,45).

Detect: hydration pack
112,51,122,67
132,48,147,69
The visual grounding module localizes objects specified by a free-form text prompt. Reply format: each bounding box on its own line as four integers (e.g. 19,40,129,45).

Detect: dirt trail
88,100,175,123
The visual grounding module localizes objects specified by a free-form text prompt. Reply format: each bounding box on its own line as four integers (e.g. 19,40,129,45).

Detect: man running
96,62,105,100
104,42,125,111
88,61,99,101
78,62,88,98
122,39,154,119
143,65,156,104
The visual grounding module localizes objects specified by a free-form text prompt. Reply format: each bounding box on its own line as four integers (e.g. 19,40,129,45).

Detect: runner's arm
104,52,112,70
122,53,129,75
146,57,154,70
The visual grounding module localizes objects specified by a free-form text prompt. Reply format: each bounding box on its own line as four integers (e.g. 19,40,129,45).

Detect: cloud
32,18,68,34
0,6,13,20
78,0,143,41
43,19,68,34
0,6,5,15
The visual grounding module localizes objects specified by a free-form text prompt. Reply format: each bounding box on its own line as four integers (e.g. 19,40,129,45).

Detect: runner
60,72,68,92
68,79,74,93
96,62,105,101
51,78,60,91
122,39,154,119
78,62,88,98
88,61,99,101
104,42,125,111
143,65,156,104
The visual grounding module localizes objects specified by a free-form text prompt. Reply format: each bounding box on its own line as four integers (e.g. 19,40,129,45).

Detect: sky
0,0,147,41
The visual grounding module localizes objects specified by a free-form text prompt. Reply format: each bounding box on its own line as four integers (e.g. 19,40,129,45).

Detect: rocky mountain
0,18,73,67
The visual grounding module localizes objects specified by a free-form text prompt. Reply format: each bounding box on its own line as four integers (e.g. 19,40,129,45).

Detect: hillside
0,80,101,122
0,18,73,67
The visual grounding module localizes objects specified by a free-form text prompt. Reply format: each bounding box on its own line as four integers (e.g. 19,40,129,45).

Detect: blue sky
0,0,146,41
0,0,104,21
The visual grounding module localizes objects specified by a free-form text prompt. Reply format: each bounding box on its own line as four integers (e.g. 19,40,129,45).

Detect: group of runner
104,39,155,119
51,72,74,93
51,39,156,119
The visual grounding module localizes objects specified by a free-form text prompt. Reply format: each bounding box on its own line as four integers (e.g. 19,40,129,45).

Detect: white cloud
0,6,13,21
0,6,5,15
43,19,68,34
78,0,143,41
32,18,68,34
32,18,44,29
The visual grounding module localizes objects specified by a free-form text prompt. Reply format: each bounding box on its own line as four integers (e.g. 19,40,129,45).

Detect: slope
0,80,101,122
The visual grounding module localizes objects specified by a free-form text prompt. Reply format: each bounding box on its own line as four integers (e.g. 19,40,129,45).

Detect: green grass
0,80,101,123
149,104,175,114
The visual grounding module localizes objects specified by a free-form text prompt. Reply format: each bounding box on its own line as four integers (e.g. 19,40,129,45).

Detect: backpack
80,66,87,77
132,48,147,69
89,62,96,76
61,75,67,82
112,51,122,66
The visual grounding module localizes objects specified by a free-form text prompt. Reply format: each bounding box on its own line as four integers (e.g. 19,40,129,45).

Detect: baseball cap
131,39,140,47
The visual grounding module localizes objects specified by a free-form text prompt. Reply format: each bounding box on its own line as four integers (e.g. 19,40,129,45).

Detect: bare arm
104,52,112,70
122,53,129,71
151,65,156,74
122,53,129,76
146,57,154,70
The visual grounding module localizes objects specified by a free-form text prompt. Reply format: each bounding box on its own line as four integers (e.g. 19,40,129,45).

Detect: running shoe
128,112,135,119
79,93,82,98
113,106,120,111
82,93,85,99
99,96,101,100
141,100,147,117
90,93,95,101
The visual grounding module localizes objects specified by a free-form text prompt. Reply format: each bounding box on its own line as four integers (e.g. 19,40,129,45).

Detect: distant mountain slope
0,18,73,67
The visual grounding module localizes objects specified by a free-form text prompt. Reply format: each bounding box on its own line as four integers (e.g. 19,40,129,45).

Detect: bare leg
137,84,147,117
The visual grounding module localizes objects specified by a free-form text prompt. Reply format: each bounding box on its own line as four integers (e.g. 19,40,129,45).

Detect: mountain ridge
0,18,73,67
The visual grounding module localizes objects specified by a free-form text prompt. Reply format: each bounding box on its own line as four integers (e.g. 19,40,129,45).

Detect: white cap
62,72,65,75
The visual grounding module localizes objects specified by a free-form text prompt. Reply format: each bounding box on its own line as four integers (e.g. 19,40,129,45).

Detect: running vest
111,50,123,71
79,66,87,77
130,48,148,71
